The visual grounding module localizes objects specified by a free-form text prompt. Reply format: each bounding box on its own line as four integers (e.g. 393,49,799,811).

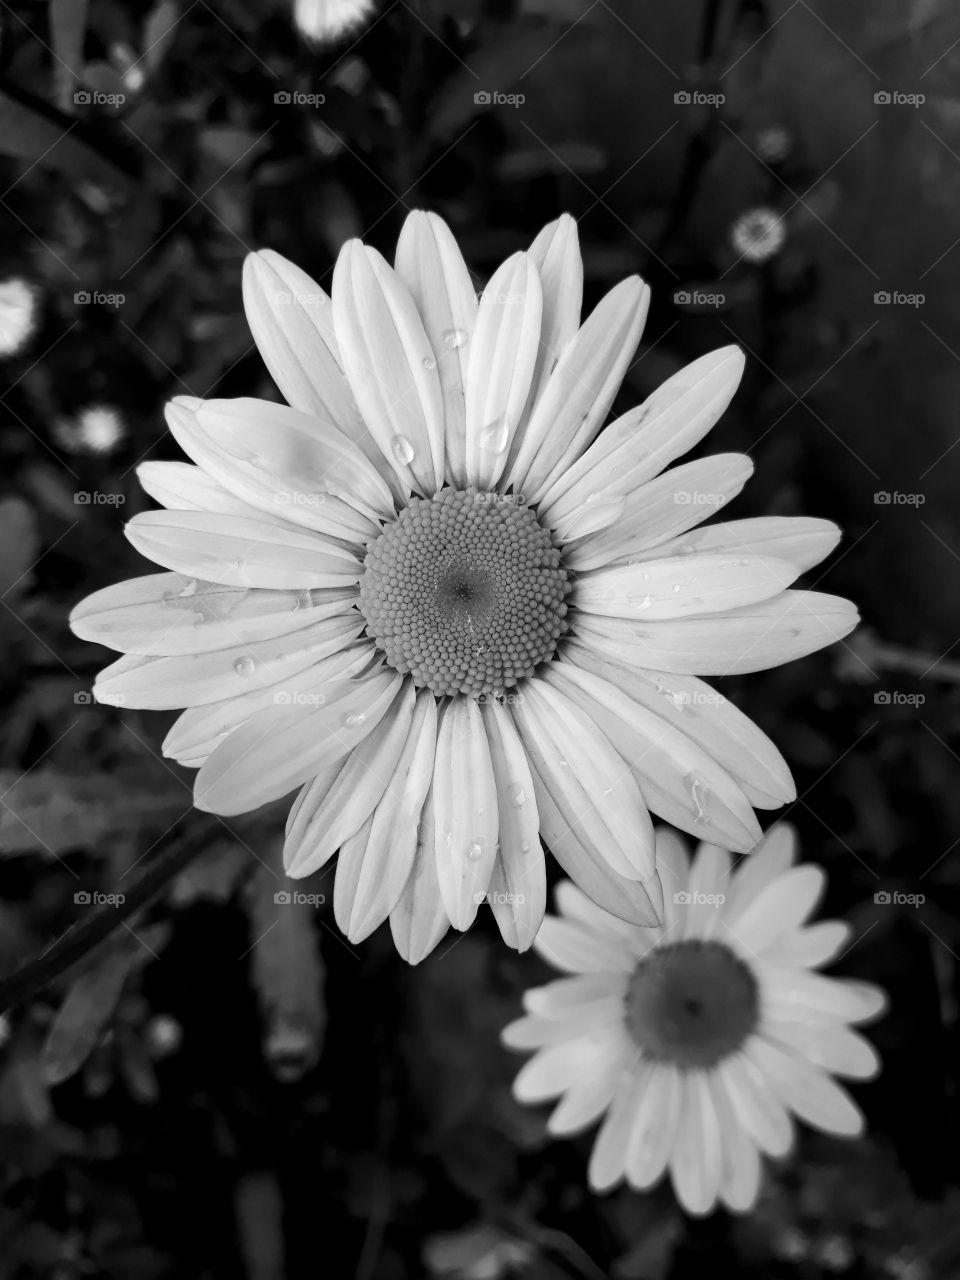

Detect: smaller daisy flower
731,207,786,265
0,278,39,357
56,404,126,455
503,825,885,1217
294,0,376,43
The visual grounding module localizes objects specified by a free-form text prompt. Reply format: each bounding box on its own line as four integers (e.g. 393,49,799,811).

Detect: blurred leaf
236,1171,286,1280
0,497,40,598
425,1223,535,1279
50,0,89,111
41,947,129,1086
142,0,182,74
0,91,133,191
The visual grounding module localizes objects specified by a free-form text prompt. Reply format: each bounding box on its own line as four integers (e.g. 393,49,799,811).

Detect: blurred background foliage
0,0,959,1275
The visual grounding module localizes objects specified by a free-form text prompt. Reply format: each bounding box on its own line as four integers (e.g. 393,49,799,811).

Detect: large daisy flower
69,213,858,961
503,825,885,1216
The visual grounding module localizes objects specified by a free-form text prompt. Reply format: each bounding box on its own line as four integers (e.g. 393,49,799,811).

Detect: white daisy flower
293,0,376,43
731,207,787,264
69,213,858,962
503,825,886,1216
56,404,126,455
0,277,39,357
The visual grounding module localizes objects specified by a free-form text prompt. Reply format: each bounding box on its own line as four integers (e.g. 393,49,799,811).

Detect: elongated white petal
431,699,499,929
509,276,650,502
390,789,449,964
554,879,657,952
766,1021,880,1079
573,590,860,675
722,824,797,924
464,252,542,490
654,827,692,935
533,915,636,974
165,398,379,542
574,552,799,622
669,1070,724,1215
193,668,402,815
137,461,259,516
333,241,444,496
511,678,657,882
648,516,842,574
725,864,825,953
93,613,363,710
70,573,357,657
394,210,478,488
588,1071,647,1191
548,1037,630,1136
524,214,583,414
544,663,762,852
625,1062,683,1189
712,1075,762,1213
683,842,734,940
162,643,374,764
539,346,745,520
284,678,417,877
747,1037,864,1136
125,510,361,590
718,1052,794,1157
761,970,887,1026
479,699,544,951
760,920,850,969
242,250,365,442
514,1035,613,1103
562,453,754,571
564,641,794,808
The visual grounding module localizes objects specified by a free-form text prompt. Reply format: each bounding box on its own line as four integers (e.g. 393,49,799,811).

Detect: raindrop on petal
442,327,467,349
234,657,256,677
391,434,415,465
480,416,510,454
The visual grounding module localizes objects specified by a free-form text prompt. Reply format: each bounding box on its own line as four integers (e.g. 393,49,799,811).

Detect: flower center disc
359,488,570,698
624,940,759,1069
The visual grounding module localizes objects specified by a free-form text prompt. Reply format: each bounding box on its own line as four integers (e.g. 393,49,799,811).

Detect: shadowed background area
0,0,958,1276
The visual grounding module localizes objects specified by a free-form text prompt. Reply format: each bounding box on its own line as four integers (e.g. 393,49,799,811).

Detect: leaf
50,0,89,111
246,842,326,1082
41,950,129,1086
0,498,40,598
0,91,133,191
142,0,182,73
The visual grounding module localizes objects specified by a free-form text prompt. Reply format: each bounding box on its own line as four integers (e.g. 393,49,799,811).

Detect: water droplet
558,758,569,769
520,841,531,854
234,657,256,677
509,783,527,807
422,354,437,370
636,593,652,611
292,589,313,612
467,840,484,862
391,434,415,465
442,327,467,349
480,416,510,454
602,786,614,797
687,774,710,823
672,583,681,592
178,579,198,598
342,710,366,728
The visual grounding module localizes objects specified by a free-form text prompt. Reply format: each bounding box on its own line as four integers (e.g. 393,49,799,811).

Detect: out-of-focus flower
755,126,793,164
503,825,886,1216
731,206,787,264
293,0,376,43
0,278,39,357
55,404,126,455
70,213,857,962
144,1013,183,1059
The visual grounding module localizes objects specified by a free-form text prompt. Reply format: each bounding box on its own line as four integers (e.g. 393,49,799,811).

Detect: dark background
0,0,958,1276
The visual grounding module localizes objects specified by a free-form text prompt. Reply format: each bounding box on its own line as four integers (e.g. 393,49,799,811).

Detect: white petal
588,1067,646,1192
669,1071,724,1216
508,276,650,502
573,590,860,675
523,973,626,1020
747,1037,865,1136
283,679,417,877
711,1075,763,1213
137,461,259,516
574,552,800,621
723,824,797,925
504,1009,623,1049
765,1020,880,1080
394,210,478,488
760,921,851,969
724,865,825,954
565,641,794,808
539,346,745,521
390,788,450,964
544,662,762,853
332,688,438,941
761,971,887,1026
333,241,444,496
70,573,357,657
432,699,499,930
534,916,635,974
193,667,402,815
125,510,361,589
625,1061,683,1189
561,453,754,571
652,827,692,938
648,516,842,574
524,214,583,414
717,1053,794,1157
93,613,363,710
554,879,654,951
548,1036,631,1136
464,252,542,490
683,842,733,939
514,1036,615,1103
479,699,544,951
511,678,657,882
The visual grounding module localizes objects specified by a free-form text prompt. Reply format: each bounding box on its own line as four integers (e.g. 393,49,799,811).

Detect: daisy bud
293,0,376,44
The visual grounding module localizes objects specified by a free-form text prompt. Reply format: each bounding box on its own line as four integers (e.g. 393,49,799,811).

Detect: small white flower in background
731,206,786,264
503,825,885,1217
293,0,376,43
0,278,39,357
55,405,126,455
70,211,858,963
755,126,793,164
